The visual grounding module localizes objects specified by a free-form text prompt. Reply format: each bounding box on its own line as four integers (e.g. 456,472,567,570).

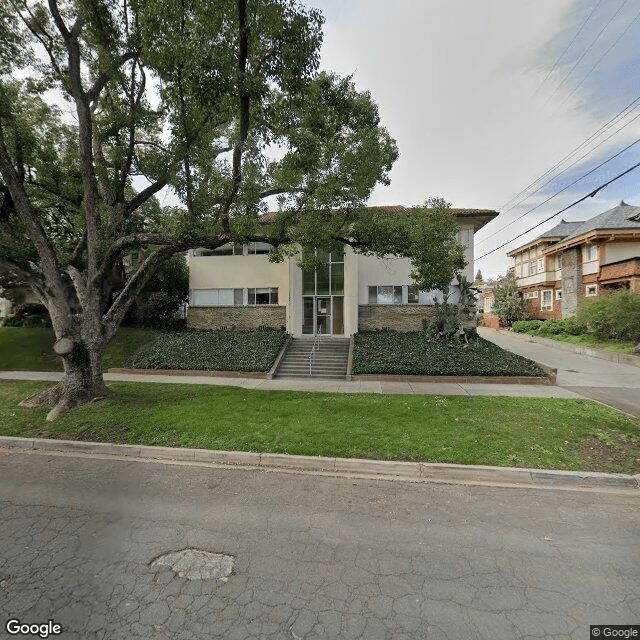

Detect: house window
523,291,539,299
302,249,345,296
585,284,598,297
556,290,562,300
541,289,553,310
483,296,494,313
537,258,544,272
529,260,538,275
368,285,403,304
585,244,598,262
521,262,529,277
248,287,278,305
554,255,562,270
247,242,273,255
407,286,419,304
190,288,243,306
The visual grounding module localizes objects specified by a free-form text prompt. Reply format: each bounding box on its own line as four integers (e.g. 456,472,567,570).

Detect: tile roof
536,220,584,239
561,201,640,241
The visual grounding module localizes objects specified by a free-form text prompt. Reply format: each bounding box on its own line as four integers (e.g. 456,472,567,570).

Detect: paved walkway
479,327,640,417
0,369,581,399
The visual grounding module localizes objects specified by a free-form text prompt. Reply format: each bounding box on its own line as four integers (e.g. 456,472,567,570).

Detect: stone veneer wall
188,306,286,330
561,247,583,318
358,305,440,331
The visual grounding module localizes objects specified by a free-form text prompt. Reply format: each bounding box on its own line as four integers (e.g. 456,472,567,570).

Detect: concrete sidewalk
0,369,583,399
479,327,640,417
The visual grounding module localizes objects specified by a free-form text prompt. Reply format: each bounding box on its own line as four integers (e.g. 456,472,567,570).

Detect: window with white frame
541,289,553,310
248,287,278,304
521,262,529,277
523,291,539,299
483,296,494,313
529,260,538,275
190,288,243,306
368,285,403,304
585,244,598,261
537,258,544,272
585,284,598,297
556,289,562,300
554,255,562,270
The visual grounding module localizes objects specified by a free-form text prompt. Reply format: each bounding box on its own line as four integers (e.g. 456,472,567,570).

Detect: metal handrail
308,335,320,376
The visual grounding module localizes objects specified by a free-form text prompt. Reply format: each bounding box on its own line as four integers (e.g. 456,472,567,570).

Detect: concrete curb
1,436,637,491
498,329,640,368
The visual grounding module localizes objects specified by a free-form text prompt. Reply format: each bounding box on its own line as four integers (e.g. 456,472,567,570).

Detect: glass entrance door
302,296,344,335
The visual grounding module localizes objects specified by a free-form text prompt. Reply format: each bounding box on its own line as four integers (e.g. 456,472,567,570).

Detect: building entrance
302,296,344,335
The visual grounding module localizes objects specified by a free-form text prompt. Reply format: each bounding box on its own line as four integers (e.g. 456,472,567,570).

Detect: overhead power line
497,94,640,214
476,120,640,248
533,0,603,97
476,159,640,261
562,6,640,106
546,0,629,105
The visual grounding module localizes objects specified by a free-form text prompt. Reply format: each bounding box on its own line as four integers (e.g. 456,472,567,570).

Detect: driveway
479,327,640,417
1,450,638,640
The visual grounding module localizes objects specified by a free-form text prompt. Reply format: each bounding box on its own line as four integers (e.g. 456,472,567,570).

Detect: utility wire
562,6,640,106
546,0,629,105
476,159,640,261
497,94,640,214
476,118,640,247
533,0,603,97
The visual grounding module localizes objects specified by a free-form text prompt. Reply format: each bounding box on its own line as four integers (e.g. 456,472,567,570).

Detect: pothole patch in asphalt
150,549,235,581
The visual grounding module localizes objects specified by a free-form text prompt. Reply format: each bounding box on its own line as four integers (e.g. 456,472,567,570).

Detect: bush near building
576,288,640,342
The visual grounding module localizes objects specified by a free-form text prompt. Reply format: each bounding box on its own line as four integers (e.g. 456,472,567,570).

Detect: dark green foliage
1,303,51,328
576,288,640,341
422,301,461,339
491,272,530,325
512,320,543,333
352,330,544,377
132,329,287,372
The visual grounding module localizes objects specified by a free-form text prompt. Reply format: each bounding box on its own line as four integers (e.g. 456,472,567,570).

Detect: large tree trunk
19,339,113,421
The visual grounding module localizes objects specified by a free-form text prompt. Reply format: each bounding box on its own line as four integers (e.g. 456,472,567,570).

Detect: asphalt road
1,450,638,640
479,328,640,418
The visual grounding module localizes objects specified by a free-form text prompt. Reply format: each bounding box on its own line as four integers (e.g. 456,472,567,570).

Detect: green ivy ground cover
3,380,638,473
352,330,544,377
132,328,287,372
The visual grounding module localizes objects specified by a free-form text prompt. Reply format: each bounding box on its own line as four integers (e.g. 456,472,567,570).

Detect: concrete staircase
273,337,350,380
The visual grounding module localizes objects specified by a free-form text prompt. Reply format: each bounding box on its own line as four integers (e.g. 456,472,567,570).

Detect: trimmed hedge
132,328,287,372
513,318,587,336
352,330,545,377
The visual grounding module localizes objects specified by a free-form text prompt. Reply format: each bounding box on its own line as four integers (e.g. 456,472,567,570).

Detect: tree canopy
0,0,465,418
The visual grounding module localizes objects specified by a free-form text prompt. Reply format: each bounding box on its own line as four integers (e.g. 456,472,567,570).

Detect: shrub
422,301,461,339
576,288,640,341
1,303,52,328
511,320,542,333
491,272,530,325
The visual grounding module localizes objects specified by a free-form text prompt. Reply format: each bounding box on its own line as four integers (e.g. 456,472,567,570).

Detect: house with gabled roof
187,205,498,336
507,201,640,319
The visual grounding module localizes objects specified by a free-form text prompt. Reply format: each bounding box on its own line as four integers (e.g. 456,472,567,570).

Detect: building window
248,287,278,305
191,288,243,306
483,296,494,313
541,289,553,310
368,285,403,304
523,291,539,299
247,242,273,255
585,284,598,297
195,244,244,256
407,286,419,304
556,289,562,300
554,255,562,270
529,260,538,275
585,244,598,262
537,258,544,272
521,262,529,277
302,249,345,296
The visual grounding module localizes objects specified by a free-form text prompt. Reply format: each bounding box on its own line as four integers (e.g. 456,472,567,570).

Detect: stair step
274,337,350,380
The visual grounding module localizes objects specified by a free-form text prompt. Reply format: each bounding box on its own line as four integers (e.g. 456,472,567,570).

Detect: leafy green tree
0,0,462,419
491,272,529,325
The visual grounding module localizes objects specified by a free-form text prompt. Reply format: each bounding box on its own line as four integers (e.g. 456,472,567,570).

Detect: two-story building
188,206,498,336
507,201,640,319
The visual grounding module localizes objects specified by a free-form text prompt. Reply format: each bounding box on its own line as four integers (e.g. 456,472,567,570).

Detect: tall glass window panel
407,286,419,303
234,289,243,306
393,286,402,304
331,262,344,294
316,266,330,294
218,289,235,306
368,286,377,304
303,270,315,295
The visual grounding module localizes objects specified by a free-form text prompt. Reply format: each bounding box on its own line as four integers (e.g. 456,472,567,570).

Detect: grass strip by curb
2,380,638,474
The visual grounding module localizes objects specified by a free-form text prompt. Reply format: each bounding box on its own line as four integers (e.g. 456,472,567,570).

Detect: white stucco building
188,206,498,336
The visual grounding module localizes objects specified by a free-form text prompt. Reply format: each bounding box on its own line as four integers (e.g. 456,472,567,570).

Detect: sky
305,0,640,279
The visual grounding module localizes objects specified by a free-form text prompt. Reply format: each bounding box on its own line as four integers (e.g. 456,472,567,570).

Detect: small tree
491,272,529,325
474,269,483,284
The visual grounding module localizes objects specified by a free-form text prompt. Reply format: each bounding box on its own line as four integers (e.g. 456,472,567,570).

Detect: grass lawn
0,327,161,371
2,380,638,474
525,332,639,355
